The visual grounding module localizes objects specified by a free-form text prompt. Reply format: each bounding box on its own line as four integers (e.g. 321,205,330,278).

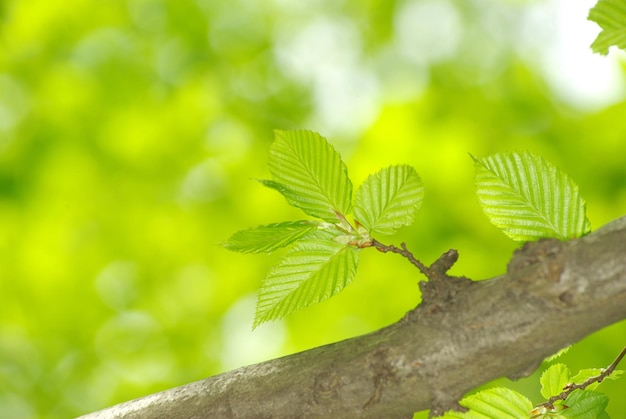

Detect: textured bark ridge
79,216,626,419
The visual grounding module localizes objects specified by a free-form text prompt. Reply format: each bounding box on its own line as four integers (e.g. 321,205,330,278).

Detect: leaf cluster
439,363,623,418
223,130,424,327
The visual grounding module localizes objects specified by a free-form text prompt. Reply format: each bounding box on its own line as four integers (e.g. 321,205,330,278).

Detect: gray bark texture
79,216,626,419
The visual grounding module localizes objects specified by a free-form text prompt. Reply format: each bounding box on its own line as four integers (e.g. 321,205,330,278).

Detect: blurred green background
1,0,625,417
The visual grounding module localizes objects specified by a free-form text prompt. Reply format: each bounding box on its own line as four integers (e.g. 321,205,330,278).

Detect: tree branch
79,216,626,419
370,238,432,277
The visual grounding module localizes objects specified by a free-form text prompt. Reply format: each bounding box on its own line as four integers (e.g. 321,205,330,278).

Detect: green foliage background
0,0,625,417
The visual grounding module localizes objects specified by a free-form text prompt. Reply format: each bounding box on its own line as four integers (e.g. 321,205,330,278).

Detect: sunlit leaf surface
254,234,358,327
540,363,570,399
222,221,318,253
473,152,590,242
268,130,353,222
439,387,532,418
589,0,626,55
354,165,424,236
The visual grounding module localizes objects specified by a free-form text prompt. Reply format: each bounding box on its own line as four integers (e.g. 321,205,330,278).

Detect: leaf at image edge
253,237,358,327
459,387,533,418
588,0,626,55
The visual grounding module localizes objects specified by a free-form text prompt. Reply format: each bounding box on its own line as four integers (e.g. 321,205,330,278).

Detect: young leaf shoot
224,130,425,327
540,363,571,400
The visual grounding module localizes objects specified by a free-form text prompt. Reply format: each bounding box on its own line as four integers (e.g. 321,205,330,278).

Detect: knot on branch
419,249,472,307
371,241,472,318
507,238,565,284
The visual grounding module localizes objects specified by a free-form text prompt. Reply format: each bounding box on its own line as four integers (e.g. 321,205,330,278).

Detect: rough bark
79,216,626,419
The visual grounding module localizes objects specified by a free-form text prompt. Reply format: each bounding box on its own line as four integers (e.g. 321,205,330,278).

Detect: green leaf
257,178,296,200
545,346,571,362
570,368,624,391
611,369,624,380
473,152,590,242
588,0,626,55
354,165,424,235
562,390,608,418
540,364,571,399
437,411,468,418
267,130,352,222
253,233,358,327
222,221,319,253
458,387,533,419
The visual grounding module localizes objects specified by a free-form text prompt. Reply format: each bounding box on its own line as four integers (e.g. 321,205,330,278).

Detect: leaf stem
537,345,626,411
370,239,430,277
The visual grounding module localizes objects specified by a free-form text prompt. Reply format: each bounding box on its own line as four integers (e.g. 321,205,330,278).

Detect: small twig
537,345,626,411
370,239,430,277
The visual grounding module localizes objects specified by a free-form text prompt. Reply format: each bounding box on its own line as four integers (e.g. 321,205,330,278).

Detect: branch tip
370,239,430,277
430,249,459,276
535,345,626,412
